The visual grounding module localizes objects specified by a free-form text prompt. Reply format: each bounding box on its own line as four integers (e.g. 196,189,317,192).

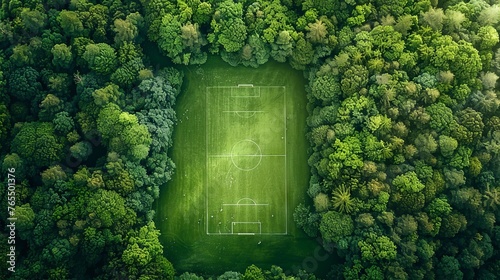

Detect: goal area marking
231,222,261,235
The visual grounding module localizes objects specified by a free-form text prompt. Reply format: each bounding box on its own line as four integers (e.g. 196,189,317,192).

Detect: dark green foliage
58,10,85,38
82,43,118,75
293,203,320,237
0,104,10,150
52,111,74,135
319,211,354,243
8,66,41,101
11,122,63,167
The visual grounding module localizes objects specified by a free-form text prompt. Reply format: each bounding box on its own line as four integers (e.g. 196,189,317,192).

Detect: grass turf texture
154,56,331,275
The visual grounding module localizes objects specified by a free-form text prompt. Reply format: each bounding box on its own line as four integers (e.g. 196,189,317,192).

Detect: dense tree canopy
1,0,499,278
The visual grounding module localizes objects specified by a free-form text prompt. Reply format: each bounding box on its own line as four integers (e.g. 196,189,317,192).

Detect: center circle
230,140,263,171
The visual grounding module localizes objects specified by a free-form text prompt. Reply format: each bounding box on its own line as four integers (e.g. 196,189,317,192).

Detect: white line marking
237,198,257,205
209,154,285,157
222,111,264,113
284,86,288,235
206,87,209,235
206,86,285,89
207,233,288,235
222,204,269,206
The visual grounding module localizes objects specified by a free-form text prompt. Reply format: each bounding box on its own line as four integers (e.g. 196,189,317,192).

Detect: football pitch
205,85,287,235
154,56,331,275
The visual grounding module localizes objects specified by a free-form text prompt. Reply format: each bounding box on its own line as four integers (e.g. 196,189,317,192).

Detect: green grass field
154,56,332,276
206,86,287,235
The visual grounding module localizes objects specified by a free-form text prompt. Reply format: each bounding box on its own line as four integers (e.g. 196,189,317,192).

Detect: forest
0,0,499,279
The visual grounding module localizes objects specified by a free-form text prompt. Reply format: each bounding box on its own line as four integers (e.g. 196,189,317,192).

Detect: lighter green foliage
51,43,72,68
444,10,466,32
480,72,498,90
370,25,405,61
421,7,445,31
181,22,202,48
438,70,455,84
314,193,330,212
392,171,425,193
307,20,328,43
243,264,264,280
439,135,458,157
356,213,375,228
478,5,500,26
332,185,355,214
380,15,395,26
394,14,416,36
211,1,247,52
40,94,61,110
92,84,122,107
113,13,143,45
367,115,392,135
328,136,363,179
364,134,393,161
97,103,152,160
2,154,24,176
358,233,397,262
476,26,499,50
41,165,67,185
10,44,32,66
123,222,163,267
427,197,452,219
483,185,500,210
